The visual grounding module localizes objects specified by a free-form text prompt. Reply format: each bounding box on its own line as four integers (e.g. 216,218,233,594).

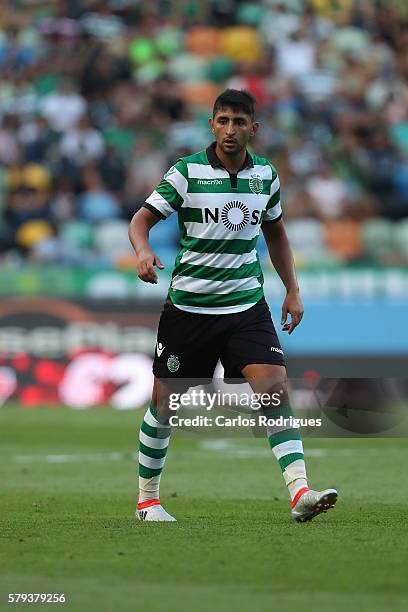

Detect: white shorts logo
271,346,284,355
156,342,165,357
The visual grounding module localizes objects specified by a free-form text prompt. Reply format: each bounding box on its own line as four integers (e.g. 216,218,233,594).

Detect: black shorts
153,297,285,380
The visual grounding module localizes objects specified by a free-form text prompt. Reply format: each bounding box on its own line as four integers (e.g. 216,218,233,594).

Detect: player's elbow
128,211,138,242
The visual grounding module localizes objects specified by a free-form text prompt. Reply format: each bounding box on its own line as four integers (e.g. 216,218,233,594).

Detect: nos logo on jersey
204,201,261,230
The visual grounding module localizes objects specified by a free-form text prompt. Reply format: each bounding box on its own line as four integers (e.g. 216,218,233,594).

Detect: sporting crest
167,355,180,373
249,173,263,194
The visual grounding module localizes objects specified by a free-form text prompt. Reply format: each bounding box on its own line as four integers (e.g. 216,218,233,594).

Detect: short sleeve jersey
144,143,282,315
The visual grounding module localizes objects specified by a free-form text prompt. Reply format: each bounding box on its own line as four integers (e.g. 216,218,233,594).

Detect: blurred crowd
1,0,408,270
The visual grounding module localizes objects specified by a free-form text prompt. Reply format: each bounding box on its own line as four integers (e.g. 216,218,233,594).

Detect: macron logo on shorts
156,342,165,357
271,346,284,355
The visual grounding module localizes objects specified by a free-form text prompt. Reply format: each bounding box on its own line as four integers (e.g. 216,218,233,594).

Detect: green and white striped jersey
144,143,282,314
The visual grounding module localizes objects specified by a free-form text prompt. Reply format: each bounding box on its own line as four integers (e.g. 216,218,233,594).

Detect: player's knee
257,379,289,416
151,378,190,417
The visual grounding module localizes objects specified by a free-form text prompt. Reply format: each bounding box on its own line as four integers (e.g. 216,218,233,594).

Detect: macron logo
156,342,165,357
197,179,223,185
271,347,284,355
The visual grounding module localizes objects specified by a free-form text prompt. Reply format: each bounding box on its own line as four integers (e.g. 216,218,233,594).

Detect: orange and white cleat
291,487,338,523
136,499,177,522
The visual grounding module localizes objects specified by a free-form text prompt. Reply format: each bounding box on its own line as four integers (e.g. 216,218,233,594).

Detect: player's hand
135,248,164,284
281,289,304,334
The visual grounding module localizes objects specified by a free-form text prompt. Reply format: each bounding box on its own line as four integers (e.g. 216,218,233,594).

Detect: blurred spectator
0,115,21,165
1,163,53,255
80,47,131,99
393,156,408,208
99,144,126,194
50,176,77,223
150,76,186,123
4,164,52,231
126,138,167,199
20,115,59,164
77,164,120,222
276,29,317,78
40,78,86,133
306,163,349,220
60,115,105,165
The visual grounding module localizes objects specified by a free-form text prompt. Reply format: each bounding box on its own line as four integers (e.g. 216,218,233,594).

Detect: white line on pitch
5,445,404,465
198,440,404,458
11,451,139,464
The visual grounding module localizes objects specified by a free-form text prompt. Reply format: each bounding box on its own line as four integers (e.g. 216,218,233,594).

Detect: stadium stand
0,0,408,271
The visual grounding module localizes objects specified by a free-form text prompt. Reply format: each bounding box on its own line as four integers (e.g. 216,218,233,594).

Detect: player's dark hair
212,89,256,120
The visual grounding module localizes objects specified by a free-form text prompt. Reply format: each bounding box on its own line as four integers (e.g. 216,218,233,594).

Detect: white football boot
291,487,338,523
136,500,176,522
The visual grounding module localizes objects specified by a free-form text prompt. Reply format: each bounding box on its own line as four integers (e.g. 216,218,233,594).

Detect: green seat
60,220,94,249
361,219,395,259
206,57,235,83
393,219,408,256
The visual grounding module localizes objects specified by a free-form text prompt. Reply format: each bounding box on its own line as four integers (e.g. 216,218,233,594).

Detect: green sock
266,404,308,501
138,402,171,503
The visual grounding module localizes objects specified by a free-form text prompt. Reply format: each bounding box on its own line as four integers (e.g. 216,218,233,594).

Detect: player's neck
215,144,247,175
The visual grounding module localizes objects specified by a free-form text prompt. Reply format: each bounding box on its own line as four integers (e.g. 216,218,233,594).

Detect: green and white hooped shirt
144,143,282,315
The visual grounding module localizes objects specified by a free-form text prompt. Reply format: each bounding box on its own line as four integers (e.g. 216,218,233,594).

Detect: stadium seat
393,219,408,257
206,57,235,83
148,214,180,251
284,218,330,264
93,220,133,258
220,26,264,64
256,233,269,264
155,245,178,268
180,82,221,109
114,246,177,271
361,218,395,260
324,220,363,260
60,219,94,249
168,53,207,83
16,220,54,250
184,27,221,58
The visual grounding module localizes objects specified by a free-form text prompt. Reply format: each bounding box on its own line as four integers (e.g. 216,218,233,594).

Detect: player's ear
251,121,260,136
209,117,215,133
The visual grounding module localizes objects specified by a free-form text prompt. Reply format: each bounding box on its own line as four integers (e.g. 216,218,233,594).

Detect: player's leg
242,364,309,501
221,298,337,522
242,363,337,522
137,376,186,522
136,301,220,522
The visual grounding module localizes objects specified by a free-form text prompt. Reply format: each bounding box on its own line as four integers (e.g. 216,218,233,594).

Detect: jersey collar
206,141,254,171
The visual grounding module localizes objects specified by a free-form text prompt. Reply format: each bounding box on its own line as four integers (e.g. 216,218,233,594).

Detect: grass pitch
1,406,408,612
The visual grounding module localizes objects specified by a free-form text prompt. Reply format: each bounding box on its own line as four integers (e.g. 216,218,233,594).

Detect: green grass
1,405,408,612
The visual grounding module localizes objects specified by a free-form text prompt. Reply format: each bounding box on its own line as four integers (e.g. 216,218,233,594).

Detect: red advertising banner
0,297,160,408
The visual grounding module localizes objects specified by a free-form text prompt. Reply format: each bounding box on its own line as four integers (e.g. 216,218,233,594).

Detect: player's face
210,108,258,156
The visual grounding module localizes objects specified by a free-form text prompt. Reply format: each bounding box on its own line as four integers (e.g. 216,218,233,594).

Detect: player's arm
129,160,187,283
128,207,164,284
261,217,304,334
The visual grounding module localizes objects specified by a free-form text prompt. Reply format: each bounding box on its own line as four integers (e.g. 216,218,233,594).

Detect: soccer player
129,89,337,523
